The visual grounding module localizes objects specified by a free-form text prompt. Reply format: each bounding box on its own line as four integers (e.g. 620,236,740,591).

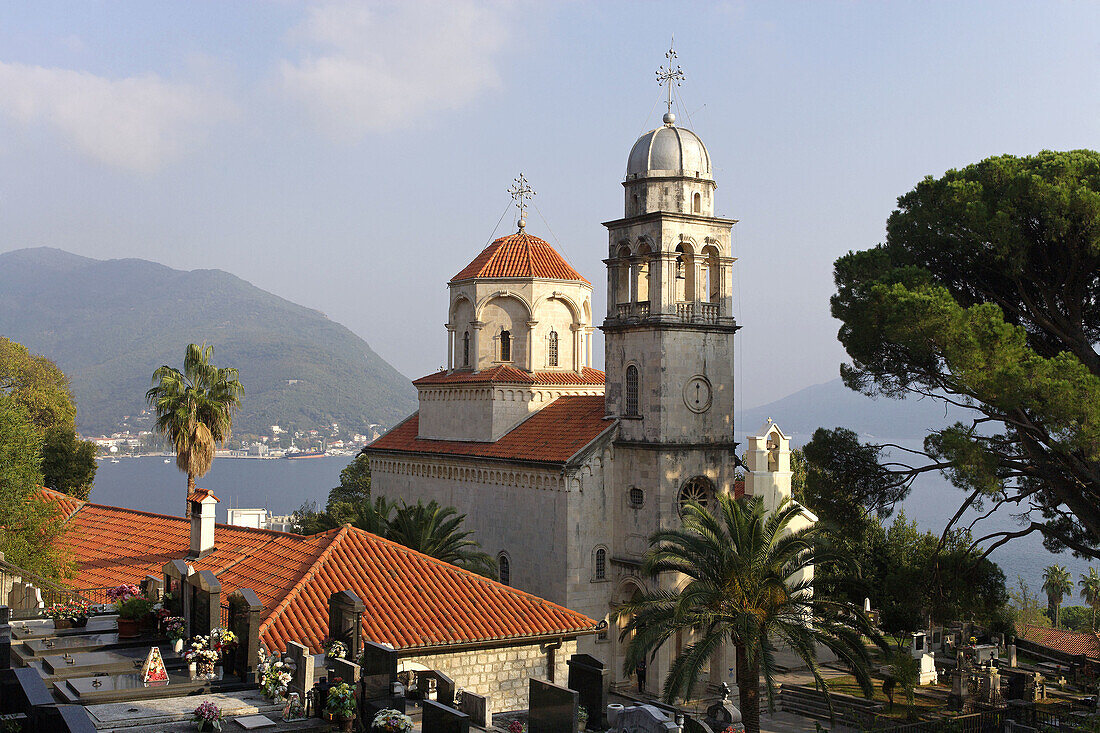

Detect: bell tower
602,46,739,450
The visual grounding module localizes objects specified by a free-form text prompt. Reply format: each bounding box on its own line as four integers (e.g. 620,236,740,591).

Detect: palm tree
1080,568,1100,631
386,500,495,577
1042,565,1072,629
146,343,243,511
616,494,881,733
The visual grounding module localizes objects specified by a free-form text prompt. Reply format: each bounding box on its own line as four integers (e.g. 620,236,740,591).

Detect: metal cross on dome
508,173,535,227
656,38,685,118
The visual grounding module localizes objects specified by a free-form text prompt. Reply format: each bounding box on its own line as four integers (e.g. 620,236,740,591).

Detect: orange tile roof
451,231,590,284
414,366,605,387
39,487,85,521
1021,624,1100,661
261,526,596,652
366,395,615,466
50,495,596,654
187,488,219,503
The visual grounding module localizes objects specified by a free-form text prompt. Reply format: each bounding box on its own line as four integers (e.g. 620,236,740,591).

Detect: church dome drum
626,123,712,180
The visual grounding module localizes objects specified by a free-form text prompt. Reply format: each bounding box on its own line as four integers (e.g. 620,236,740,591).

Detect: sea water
90,453,1095,603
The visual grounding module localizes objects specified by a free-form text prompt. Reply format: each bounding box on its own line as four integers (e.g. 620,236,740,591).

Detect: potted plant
327,680,357,732
577,706,588,732
164,616,186,653
370,707,412,733
191,700,223,732
45,599,91,629
115,597,153,638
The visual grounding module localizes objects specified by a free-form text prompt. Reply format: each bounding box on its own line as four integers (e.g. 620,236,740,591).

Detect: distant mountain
0,247,417,437
739,378,963,444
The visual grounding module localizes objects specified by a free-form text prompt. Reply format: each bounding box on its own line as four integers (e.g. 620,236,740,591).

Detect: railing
699,302,721,323
676,301,723,324
676,302,694,322
0,558,117,618
616,302,650,320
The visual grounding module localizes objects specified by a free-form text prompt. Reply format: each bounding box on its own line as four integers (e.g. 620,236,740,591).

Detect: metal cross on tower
508,173,535,229
655,37,685,123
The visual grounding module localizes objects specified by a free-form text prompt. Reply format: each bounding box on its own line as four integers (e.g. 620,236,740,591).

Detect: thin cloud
0,62,233,173
280,0,509,139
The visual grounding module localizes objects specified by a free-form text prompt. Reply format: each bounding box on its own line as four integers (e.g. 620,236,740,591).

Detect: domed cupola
626,115,712,181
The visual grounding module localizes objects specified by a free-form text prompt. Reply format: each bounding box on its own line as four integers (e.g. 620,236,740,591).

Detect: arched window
625,364,640,417
463,331,470,367
498,553,510,585
548,330,559,367
693,192,701,213
678,476,713,515
500,330,511,362
594,547,607,580
629,487,644,507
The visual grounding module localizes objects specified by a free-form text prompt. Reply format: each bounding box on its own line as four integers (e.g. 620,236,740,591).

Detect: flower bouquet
45,599,91,629
192,700,223,732
184,635,221,678
507,721,528,733
164,617,186,652
325,639,348,663
328,680,357,730
370,707,412,733
106,583,140,604
210,627,238,670
258,655,292,700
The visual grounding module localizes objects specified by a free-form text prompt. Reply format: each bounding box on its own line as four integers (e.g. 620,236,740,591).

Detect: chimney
188,488,219,558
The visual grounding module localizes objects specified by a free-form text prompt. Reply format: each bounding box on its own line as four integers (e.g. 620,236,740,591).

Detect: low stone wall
408,638,577,713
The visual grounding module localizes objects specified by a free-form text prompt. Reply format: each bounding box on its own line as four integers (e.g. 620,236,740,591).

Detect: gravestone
328,591,366,661
162,559,191,620
140,575,163,601
331,657,361,686
359,640,399,699
286,642,314,697
185,570,220,638
0,605,10,670
227,589,264,681
704,683,741,731
413,670,456,706
607,704,681,732
457,690,491,729
529,678,578,733
421,699,470,733
567,653,609,729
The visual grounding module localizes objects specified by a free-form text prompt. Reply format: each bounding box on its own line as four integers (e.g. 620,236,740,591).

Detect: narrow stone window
595,548,606,580
498,552,510,585
548,330,559,367
693,192,701,213
500,330,511,362
463,331,470,367
629,487,644,507
625,364,640,417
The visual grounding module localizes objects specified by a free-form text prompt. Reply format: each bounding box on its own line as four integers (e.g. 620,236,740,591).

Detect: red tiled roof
451,231,590,284
187,488,219,503
52,496,595,653
414,366,605,387
366,395,614,465
39,487,85,521
1021,624,1100,661
261,526,596,652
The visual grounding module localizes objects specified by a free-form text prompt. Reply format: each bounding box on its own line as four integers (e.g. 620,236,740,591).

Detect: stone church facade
365,104,801,697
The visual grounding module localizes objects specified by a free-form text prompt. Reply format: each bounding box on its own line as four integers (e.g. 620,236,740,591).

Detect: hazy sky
2,1,1098,414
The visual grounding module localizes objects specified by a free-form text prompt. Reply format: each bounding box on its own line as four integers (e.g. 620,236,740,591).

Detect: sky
1,1,1098,414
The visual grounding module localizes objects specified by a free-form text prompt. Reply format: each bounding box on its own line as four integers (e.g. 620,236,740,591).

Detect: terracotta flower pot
117,617,140,638
339,716,354,732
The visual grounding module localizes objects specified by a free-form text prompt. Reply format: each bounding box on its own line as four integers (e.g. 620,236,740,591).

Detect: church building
364,56,802,697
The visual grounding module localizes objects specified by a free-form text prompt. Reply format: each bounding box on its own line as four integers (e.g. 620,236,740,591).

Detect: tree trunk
187,473,195,516
737,645,761,733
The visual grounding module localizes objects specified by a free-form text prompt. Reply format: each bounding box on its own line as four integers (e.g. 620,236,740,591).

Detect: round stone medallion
683,375,712,413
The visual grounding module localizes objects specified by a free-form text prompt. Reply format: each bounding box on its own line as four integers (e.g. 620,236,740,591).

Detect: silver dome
626,124,711,179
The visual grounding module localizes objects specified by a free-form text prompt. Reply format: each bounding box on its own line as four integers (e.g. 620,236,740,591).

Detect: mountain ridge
0,247,417,437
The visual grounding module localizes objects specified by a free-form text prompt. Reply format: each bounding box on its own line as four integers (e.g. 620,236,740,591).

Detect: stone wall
408,638,577,713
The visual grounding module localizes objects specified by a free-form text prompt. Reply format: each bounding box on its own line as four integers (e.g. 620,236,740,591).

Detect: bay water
90,453,1095,605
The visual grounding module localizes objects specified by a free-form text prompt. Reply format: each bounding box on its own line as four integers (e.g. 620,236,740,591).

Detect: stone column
571,324,582,374
470,321,484,373
446,325,455,372
650,252,670,317
525,320,538,371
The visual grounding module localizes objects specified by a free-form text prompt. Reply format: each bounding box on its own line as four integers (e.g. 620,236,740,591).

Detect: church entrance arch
611,578,647,692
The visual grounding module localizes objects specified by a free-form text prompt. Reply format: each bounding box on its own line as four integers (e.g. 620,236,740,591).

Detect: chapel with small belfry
364,45,804,697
